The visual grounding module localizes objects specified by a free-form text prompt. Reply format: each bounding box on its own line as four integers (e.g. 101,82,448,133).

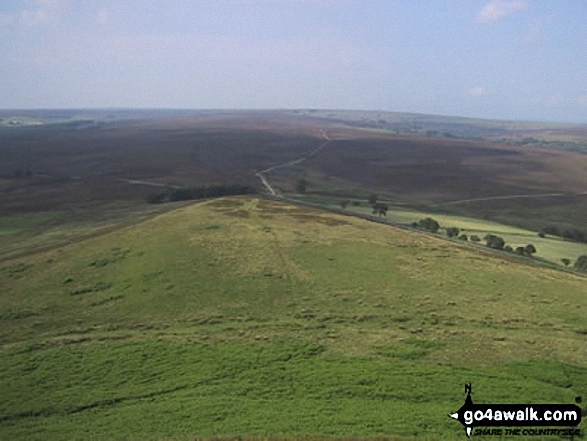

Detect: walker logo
448,384,583,437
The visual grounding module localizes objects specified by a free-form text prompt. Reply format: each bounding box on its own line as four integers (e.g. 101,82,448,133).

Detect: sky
1,0,586,123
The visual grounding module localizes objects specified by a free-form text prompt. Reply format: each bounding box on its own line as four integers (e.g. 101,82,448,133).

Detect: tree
541,225,560,236
446,227,460,238
484,234,505,250
562,229,587,243
458,234,468,241
538,232,545,238
561,258,571,267
504,245,513,252
368,193,378,205
515,246,526,255
418,218,440,233
575,255,587,272
371,202,388,217
524,244,537,256
146,192,167,204
470,235,481,243
295,178,307,194
340,200,350,209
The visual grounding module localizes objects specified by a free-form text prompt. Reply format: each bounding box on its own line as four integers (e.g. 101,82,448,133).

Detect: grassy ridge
0,197,586,439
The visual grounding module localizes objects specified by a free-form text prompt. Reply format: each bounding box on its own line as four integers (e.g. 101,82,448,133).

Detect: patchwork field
1,197,585,440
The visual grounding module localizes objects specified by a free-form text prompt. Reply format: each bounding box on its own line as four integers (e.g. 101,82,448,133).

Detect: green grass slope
0,197,586,440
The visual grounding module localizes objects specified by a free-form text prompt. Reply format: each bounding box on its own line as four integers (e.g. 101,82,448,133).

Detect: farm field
293,194,587,267
0,197,586,440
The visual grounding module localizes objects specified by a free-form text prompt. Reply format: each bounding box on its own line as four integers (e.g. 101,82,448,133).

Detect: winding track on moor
254,129,587,204
255,129,331,196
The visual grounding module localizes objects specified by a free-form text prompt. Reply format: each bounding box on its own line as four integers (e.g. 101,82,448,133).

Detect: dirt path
118,179,181,189
255,130,331,196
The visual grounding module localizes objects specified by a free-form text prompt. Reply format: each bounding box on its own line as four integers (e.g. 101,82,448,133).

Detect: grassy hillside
0,197,586,440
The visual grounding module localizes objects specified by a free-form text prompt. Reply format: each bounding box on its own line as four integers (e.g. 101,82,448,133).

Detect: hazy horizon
1,1,587,123
1,107,585,127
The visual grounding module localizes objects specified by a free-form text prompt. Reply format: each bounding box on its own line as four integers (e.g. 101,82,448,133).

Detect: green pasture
296,194,587,267
0,198,585,439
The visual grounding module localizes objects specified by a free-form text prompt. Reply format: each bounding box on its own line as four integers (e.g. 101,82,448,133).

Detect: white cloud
476,0,528,23
469,87,486,96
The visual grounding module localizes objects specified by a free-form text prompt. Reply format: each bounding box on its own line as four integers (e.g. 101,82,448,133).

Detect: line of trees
479,234,538,256
335,201,584,272
146,184,257,204
410,217,543,257
540,225,587,243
